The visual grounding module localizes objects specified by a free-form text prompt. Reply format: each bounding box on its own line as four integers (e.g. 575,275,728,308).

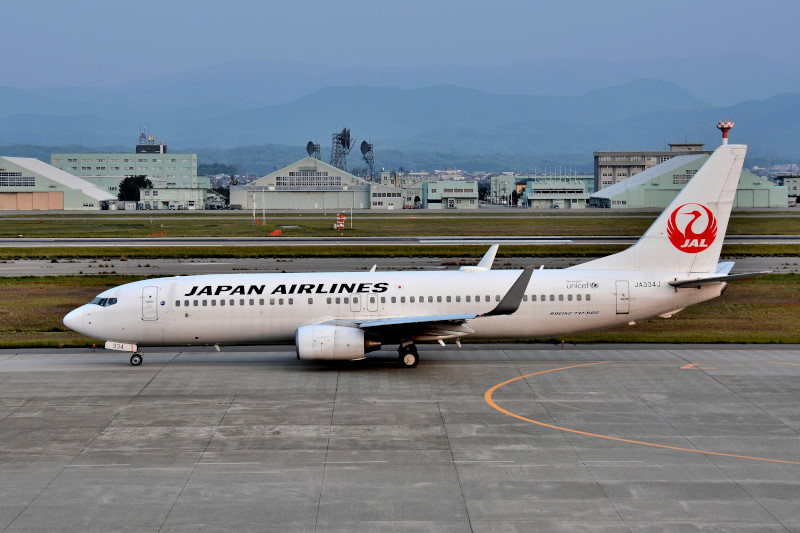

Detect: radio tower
717,120,734,145
360,141,375,181
330,128,355,171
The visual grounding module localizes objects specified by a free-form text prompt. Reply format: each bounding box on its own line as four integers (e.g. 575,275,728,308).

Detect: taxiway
0,344,798,531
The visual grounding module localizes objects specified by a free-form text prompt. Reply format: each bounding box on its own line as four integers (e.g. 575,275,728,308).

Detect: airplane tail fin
572,143,747,273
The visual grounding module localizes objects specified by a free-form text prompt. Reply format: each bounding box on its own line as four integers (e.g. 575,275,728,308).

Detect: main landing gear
130,353,143,366
398,343,419,368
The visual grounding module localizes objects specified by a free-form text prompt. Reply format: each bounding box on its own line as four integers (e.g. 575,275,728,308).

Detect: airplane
63,142,765,368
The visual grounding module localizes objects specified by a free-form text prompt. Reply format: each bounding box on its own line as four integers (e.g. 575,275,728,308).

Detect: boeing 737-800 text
63,142,763,367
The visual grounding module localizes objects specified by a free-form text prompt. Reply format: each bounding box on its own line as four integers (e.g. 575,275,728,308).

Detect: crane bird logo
666,203,718,253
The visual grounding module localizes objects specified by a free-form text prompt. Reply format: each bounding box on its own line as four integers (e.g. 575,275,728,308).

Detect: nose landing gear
130,353,143,366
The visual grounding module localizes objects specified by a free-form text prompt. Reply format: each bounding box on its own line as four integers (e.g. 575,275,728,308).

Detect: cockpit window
90,297,118,307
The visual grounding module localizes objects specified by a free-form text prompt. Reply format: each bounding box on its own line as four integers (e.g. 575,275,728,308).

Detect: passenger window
370,297,375,304
211,300,216,306
485,296,491,302
288,298,293,305
202,300,207,306
229,299,234,306
390,297,395,303
175,300,180,307
522,295,528,302
586,294,591,301
327,298,332,304
437,296,442,303
344,297,349,304
382,297,387,303
308,298,313,304
456,295,460,302
445,296,451,302
184,300,189,306
220,299,225,306
193,300,198,306
259,299,264,305
466,296,471,302
270,299,275,305
541,294,545,301
495,295,501,301
549,295,555,301
335,297,341,304
558,294,564,301
279,298,284,305
568,294,573,301
401,296,406,303
249,299,254,305
428,296,433,303
532,295,537,302
410,296,415,303
240,299,245,306
577,294,582,301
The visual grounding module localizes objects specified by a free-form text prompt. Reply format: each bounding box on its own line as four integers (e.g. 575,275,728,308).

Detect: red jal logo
666,203,717,253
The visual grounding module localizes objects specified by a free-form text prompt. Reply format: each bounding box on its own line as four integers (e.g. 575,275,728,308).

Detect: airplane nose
63,307,85,333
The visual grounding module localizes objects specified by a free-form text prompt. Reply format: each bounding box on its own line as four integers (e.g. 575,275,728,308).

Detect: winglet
482,266,535,316
460,244,499,272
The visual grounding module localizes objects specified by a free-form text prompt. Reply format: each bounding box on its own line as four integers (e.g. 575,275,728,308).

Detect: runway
2,234,799,247
1,256,798,276
0,344,798,531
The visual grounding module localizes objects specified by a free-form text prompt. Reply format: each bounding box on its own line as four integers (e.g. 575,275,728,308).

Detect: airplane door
349,294,361,313
615,280,630,314
142,286,159,320
367,294,379,312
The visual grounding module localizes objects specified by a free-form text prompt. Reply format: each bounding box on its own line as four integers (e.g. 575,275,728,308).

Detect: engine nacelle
295,325,380,361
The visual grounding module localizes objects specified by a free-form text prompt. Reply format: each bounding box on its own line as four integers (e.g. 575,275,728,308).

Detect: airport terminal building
0,157,116,210
230,157,405,210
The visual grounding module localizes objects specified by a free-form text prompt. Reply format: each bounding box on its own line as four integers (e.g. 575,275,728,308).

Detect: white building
230,157,404,210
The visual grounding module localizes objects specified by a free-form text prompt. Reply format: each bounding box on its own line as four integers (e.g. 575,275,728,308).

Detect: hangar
589,154,788,208
230,157,404,210
0,157,116,210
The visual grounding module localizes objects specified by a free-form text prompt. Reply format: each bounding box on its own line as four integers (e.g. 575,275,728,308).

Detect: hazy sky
2,0,798,88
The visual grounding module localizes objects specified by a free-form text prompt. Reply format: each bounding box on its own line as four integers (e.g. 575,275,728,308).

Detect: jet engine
295,325,381,361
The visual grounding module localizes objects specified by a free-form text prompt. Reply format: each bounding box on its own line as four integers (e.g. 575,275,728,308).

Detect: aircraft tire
130,353,143,366
399,346,419,368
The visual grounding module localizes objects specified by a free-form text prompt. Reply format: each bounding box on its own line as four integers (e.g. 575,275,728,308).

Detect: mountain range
1,63,797,172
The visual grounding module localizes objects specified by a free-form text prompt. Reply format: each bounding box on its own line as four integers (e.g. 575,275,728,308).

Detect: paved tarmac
0,344,798,532
1,256,798,276
3,235,800,247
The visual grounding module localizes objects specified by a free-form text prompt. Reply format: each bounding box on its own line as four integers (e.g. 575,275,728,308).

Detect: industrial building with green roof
589,154,787,208
0,157,116,210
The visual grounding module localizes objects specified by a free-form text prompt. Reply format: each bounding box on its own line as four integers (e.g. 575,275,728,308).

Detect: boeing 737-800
63,142,763,367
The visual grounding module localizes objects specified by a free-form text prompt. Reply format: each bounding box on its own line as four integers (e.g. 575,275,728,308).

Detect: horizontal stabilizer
669,271,770,288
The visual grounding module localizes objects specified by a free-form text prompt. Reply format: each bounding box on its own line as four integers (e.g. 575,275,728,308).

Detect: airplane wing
353,266,535,341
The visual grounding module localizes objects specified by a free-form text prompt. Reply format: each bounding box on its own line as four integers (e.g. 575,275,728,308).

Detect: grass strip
0,243,797,261
0,273,797,348
2,213,799,238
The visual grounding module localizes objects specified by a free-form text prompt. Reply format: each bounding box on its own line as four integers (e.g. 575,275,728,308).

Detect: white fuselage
65,268,723,347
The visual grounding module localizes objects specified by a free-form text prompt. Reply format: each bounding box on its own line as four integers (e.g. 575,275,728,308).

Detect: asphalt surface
2,235,800,247
1,256,798,277
0,344,798,531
